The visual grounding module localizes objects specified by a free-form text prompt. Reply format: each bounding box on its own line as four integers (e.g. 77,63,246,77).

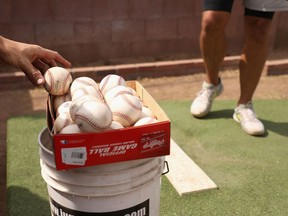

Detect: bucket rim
38,127,53,156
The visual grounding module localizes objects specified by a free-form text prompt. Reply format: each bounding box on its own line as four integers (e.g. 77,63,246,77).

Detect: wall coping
0,56,287,90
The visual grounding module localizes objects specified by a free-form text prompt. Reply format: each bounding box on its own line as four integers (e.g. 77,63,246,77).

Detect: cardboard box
47,81,170,170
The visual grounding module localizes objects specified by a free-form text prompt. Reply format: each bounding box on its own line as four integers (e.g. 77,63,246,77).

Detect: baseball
107,121,124,130
72,86,103,101
134,117,159,127
44,67,72,95
56,101,72,117
69,95,96,121
59,124,82,134
54,112,73,133
140,106,156,119
127,87,137,96
104,85,133,105
99,74,126,95
109,94,142,127
70,76,99,96
53,93,72,114
74,100,113,132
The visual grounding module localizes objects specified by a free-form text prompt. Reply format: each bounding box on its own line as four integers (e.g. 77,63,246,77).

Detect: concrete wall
0,0,287,66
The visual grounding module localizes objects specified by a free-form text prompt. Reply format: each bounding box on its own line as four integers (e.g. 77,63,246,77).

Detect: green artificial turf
159,100,288,216
6,113,49,216
6,100,288,216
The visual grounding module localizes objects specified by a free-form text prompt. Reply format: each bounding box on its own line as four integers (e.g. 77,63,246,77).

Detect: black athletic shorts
203,0,274,20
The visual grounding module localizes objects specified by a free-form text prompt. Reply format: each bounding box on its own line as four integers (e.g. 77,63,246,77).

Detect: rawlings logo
143,138,165,149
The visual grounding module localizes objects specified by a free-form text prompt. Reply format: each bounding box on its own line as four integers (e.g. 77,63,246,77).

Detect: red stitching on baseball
114,90,131,98
58,119,72,132
113,111,134,125
62,71,71,94
63,119,71,128
117,77,123,85
122,95,142,110
75,114,109,131
100,75,110,92
76,78,95,86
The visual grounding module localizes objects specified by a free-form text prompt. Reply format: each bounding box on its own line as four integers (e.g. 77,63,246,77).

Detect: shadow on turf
192,110,288,138
8,186,49,216
261,119,288,137
195,109,235,120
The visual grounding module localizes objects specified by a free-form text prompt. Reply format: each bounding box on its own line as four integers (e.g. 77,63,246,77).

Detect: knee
201,12,229,35
245,18,272,44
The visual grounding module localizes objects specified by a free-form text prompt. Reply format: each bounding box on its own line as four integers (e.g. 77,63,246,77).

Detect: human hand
0,36,71,86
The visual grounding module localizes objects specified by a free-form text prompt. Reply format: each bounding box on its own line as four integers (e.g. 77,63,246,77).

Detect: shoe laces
196,81,220,103
196,88,215,102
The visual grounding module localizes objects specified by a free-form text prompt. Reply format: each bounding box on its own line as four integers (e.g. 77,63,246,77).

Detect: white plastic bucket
38,128,164,215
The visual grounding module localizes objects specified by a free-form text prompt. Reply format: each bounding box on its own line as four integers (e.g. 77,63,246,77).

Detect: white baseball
53,93,72,114
60,124,82,134
99,74,126,95
104,85,133,105
72,86,103,101
140,106,156,119
44,67,72,95
70,76,99,96
107,121,124,130
134,117,159,126
56,101,72,117
109,94,142,127
69,95,97,121
54,112,73,133
127,87,137,96
74,100,113,132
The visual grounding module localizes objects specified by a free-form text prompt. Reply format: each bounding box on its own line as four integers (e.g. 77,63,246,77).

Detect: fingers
32,59,51,74
50,59,57,67
29,50,71,87
41,58,57,67
18,58,45,86
27,49,71,87
25,67,45,86
19,45,71,87
53,54,71,68
39,48,71,68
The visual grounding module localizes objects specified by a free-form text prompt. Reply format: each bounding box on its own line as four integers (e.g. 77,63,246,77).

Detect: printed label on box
61,147,87,165
89,141,138,158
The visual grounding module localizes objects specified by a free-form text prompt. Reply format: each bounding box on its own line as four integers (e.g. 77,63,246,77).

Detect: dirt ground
1,70,288,215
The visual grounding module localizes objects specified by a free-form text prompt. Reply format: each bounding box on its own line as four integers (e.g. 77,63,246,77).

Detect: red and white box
47,81,170,170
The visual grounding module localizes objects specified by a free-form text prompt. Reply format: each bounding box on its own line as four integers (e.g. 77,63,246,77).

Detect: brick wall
0,0,287,66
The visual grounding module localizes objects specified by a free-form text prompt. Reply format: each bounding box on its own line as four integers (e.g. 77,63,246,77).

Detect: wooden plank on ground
165,139,218,196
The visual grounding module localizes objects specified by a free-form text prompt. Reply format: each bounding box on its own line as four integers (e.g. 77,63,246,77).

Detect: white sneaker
233,102,265,136
190,79,224,117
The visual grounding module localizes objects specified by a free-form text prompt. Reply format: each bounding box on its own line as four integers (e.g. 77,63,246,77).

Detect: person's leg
200,11,230,85
190,0,233,117
200,0,234,85
238,9,274,104
233,8,274,136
